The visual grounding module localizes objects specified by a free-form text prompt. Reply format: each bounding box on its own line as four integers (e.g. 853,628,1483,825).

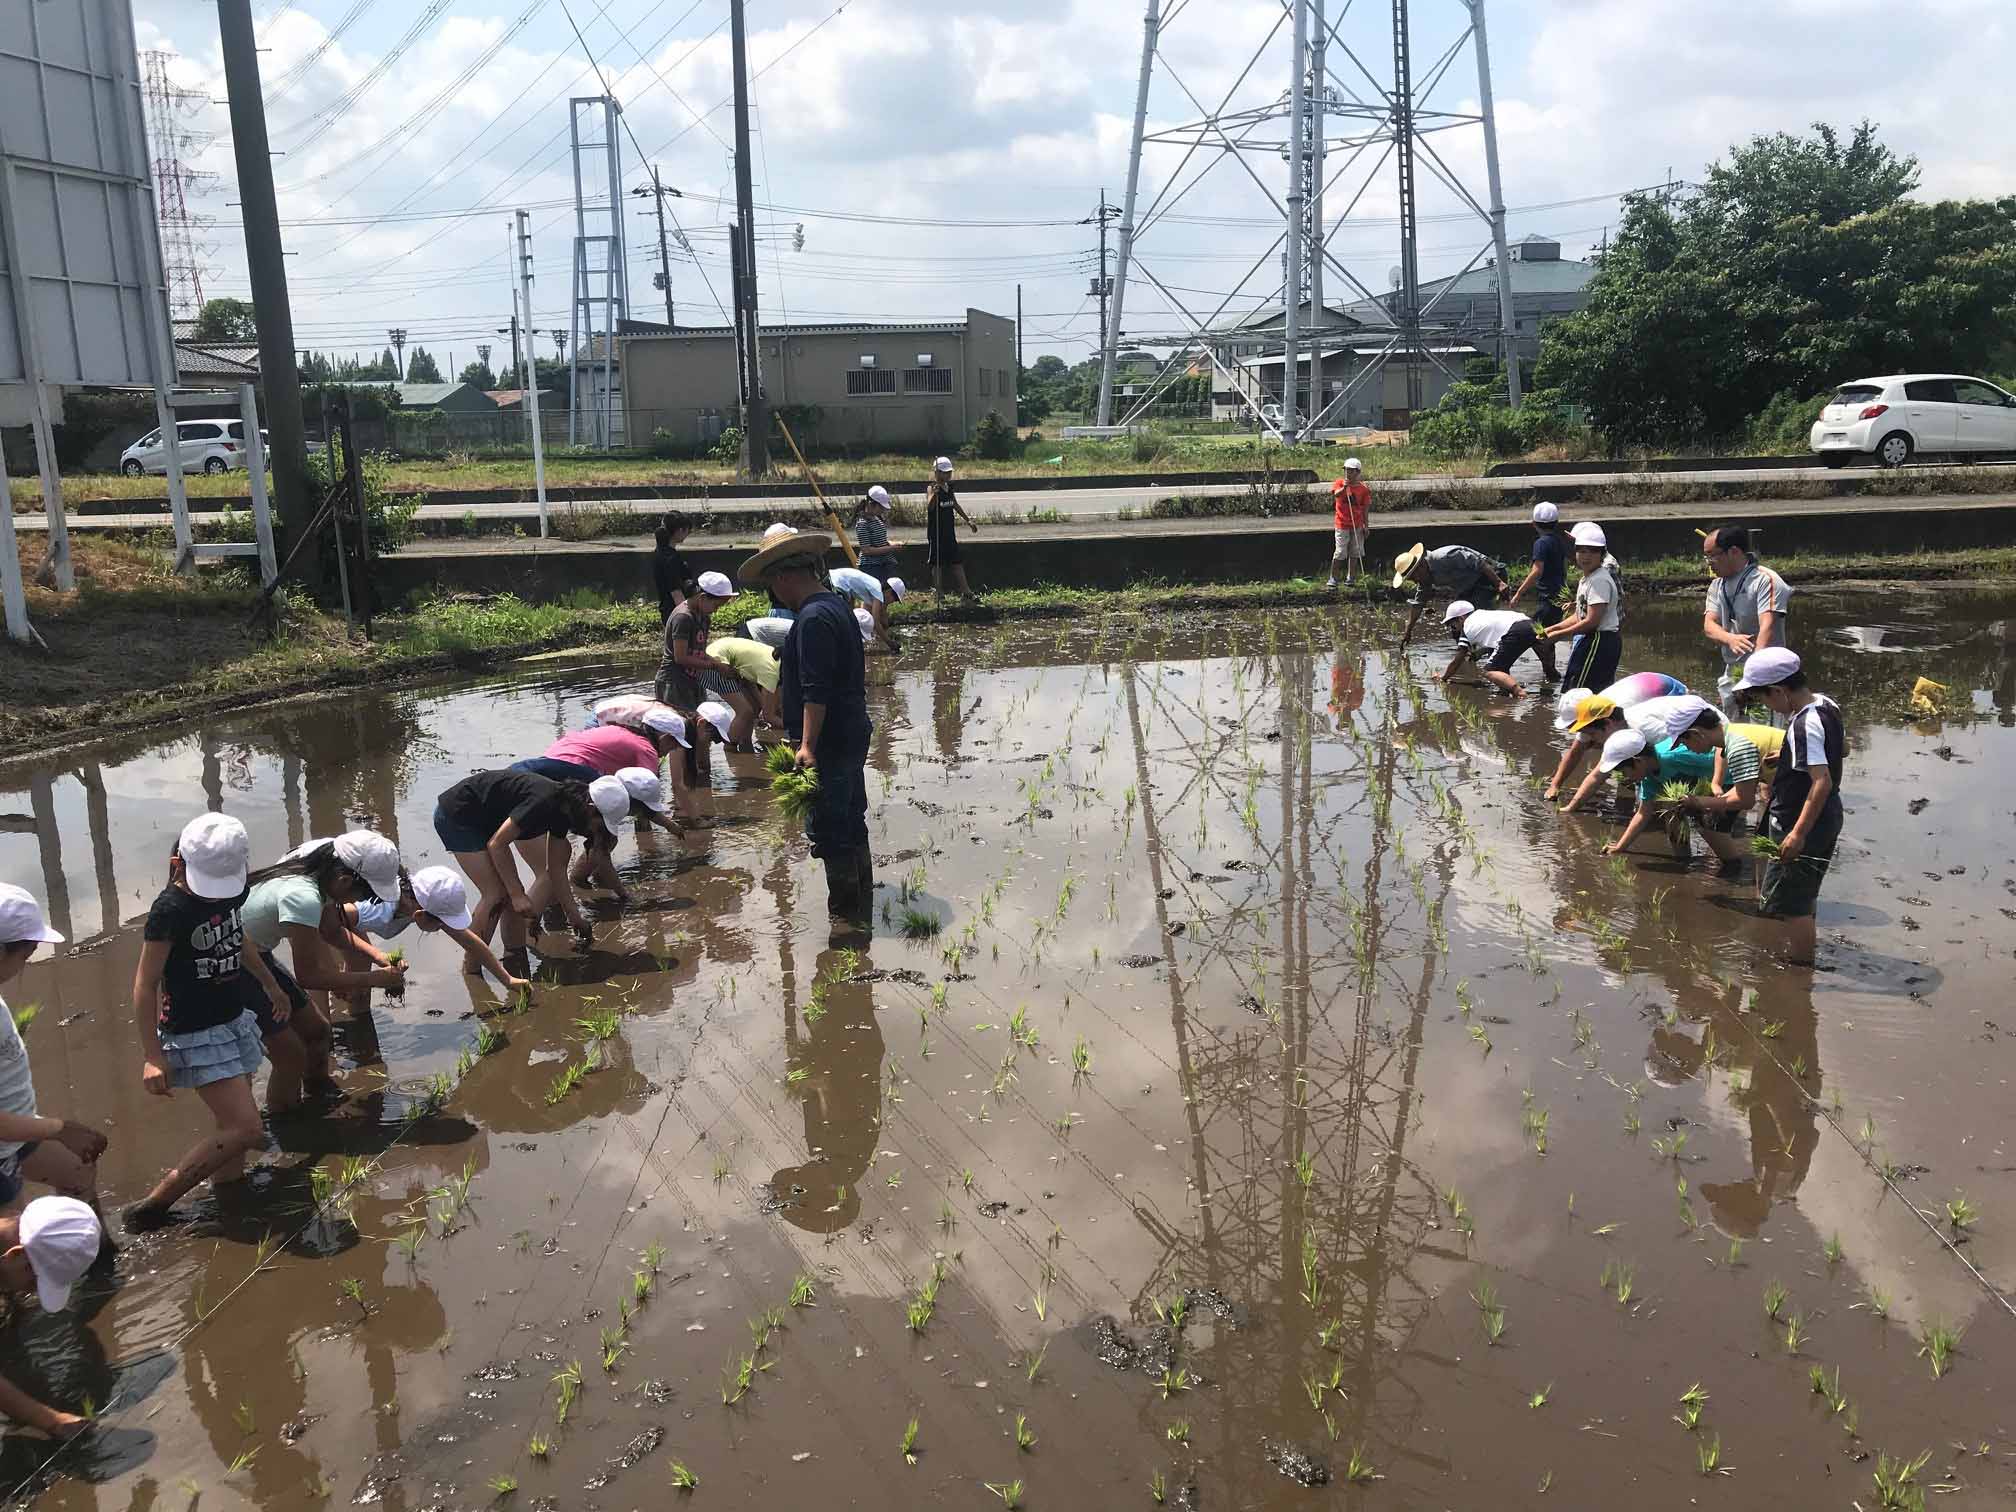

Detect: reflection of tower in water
1120,643,1442,1473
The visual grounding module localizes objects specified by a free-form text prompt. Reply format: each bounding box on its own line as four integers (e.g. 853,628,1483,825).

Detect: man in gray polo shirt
1702,525,1791,716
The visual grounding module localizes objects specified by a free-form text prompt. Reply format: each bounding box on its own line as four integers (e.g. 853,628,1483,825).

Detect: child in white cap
925,456,979,604
1505,501,1566,680
0,886,111,1223
853,484,902,595
1538,521,1624,690
1732,647,1845,962
829,563,904,649
1326,457,1370,588
0,1195,105,1437
311,862,532,999
127,815,293,1232
572,770,679,901
1439,599,1545,698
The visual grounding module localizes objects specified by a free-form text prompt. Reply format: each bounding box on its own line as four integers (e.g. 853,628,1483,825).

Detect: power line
271,0,454,151
261,0,380,104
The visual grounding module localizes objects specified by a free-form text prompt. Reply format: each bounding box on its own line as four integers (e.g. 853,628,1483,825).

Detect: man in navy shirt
1506,502,1566,681
740,531,875,928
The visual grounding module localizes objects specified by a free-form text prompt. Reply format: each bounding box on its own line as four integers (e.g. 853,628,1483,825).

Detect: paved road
10,459,2012,533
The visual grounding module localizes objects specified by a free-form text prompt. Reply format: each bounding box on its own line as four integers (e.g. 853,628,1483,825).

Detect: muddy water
4,586,2016,1509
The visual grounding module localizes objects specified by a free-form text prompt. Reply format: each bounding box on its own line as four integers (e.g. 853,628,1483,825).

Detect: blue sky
136,0,2012,369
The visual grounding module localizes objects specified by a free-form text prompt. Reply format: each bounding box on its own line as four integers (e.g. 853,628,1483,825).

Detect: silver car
119,419,247,476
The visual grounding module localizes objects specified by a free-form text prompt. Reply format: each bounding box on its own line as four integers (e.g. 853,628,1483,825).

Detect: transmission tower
1098,0,1521,442
567,96,629,450
141,50,218,320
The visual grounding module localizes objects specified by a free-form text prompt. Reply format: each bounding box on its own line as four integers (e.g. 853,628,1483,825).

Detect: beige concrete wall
620,310,1015,449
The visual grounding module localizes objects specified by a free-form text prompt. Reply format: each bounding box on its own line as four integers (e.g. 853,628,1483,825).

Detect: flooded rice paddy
4,586,2016,1509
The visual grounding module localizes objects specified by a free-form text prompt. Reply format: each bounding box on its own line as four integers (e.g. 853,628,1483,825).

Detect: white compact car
1809,373,2016,467
119,419,249,476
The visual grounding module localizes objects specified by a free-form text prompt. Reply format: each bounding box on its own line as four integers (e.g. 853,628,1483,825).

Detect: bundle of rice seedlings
1750,833,1784,859
765,744,799,778
773,765,821,821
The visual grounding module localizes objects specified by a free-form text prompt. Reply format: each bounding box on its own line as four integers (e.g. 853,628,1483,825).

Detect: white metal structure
1098,0,1520,443
0,0,197,641
515,209,550,537
1809,374,2016,467
567,95,629,450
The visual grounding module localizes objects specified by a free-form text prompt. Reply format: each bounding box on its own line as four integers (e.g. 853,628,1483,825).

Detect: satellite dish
1388,265,1403,290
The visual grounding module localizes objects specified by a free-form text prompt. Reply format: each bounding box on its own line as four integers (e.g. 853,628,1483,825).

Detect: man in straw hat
739,530,876,929
1393,541,1508,649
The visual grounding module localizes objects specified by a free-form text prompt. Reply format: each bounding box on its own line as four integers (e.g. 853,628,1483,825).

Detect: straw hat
737,528,834,585
1391,542,1426,590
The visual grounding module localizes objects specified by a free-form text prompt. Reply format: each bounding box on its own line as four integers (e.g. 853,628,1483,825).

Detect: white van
119,419,247,476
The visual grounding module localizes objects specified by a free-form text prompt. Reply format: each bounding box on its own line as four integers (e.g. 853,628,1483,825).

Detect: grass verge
6,537,2014,763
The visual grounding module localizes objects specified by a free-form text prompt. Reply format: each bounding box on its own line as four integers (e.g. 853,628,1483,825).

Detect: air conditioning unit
916,353,934,367
859,354,877,367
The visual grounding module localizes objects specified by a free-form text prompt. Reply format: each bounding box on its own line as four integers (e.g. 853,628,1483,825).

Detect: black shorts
1482,619,1539,674
247,951,311,1037
1760,811,1842,920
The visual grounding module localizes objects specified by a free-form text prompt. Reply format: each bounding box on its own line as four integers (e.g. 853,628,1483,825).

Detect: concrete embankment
367,491,2016,604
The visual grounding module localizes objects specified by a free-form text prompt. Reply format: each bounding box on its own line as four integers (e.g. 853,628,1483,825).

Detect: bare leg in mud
128,1075,265,1224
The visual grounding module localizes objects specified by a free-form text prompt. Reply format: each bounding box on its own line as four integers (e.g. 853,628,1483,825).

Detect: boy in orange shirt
1327,457,1371,588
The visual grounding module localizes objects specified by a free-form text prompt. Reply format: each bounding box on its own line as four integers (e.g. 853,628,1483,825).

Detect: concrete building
617,309,1017,452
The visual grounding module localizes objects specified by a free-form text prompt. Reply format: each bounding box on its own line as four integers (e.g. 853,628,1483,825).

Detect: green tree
190,296,257,342
459,359,498,391
405,346,443,383
1539,121,2016,447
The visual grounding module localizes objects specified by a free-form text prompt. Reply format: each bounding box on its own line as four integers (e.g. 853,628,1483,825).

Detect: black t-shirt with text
438,769,573,842
144,883,256,1035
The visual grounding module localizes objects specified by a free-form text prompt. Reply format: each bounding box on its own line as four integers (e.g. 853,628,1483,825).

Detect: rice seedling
772,764,822,821
544,1057,590,1106
526,1432,550,1458
719,1352,756,1405
1300,1231,1324,1308
985,1480,1024,1509
1032,1281,1050,1321
1529,1383,1551,1409
1071,1036,1093,1076
309,1164,335,1209
1871,1449,1932,1511
788,1272,817,1309
1149,1468,1166,1504
338,1276,371,1322
1783,1313,1807,1353
1467,1023,1492,1054
575,1007,621,1042
487,1474,518,1498
1293,1151,1315,1190
1344,1445,1381,1484
1823,1232,1844,1266
474,1020,504,1057
1750,833,1783,859
1024,1341,1049,1384
601,1326,629,1372
1008,1004,1039,1049
233,1399,256,1434
900,906,942,939
1763,1280,1789,1320
1157,1366,1191,1400
1674,1399,1705,1432
1623,1107,1641,1135
1944,1194,1979,1231
1726,1237,1744,1266
227,1447,260,1474
1523,1106,1550,1156
1015,1413,1036,1451
1651,1129,1690,1161
1858,1114,1878,1150
1863,1287,1891,1318
765,743,799,778
669,1461,700,1490
961,1168,975,1191
1166,1420,1190,1443
552,1360,582,1425
1918,1320,1960,1378
1697,1435,1727,1476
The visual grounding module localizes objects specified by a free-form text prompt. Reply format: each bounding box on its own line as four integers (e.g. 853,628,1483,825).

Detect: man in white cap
738,530,876,929
1326,458,1371,589
0,1195,104,1437
0,886,111,1223
1439,600,1545,697
925,456,980,604
1506,501,1566,681
1732,647,1844,959
1538,521,1623,690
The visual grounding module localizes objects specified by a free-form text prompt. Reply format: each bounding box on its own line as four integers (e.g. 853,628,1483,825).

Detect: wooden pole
774,416,860,567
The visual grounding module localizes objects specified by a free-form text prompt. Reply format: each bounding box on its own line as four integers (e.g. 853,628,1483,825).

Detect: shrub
709,426,744,465
973,410,1020,461
1744,390,1829,455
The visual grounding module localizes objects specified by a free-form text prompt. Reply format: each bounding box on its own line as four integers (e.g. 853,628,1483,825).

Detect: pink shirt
544,725,655,776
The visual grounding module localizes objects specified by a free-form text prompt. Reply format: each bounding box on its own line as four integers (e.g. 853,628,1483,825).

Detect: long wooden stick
774,416,860,567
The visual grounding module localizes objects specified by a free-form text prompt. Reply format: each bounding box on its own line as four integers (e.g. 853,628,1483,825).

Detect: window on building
847,368,895,395
904,367,953,393
979,368,991,395
1000,369,1012,395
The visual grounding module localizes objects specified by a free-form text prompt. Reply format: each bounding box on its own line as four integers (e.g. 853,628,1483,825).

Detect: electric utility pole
388,327,408,378
1082,191,1120,382
633,165,681,326
217,0,312,580
729,0,768,476
514,210,549,537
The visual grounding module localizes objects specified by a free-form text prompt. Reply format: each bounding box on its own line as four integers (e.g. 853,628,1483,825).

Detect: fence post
240,383,278,586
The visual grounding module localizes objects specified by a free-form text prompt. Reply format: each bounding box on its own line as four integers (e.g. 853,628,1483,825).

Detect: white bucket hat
410,865,473,931
695,700,735,742
588,776,631,833
616,765,670,815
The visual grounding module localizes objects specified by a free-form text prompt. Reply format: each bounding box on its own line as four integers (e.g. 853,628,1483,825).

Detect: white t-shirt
1459,610,1528,655
1623,695,1696,743
1575,559,1622,633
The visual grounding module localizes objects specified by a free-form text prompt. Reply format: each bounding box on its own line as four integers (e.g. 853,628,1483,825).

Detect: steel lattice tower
141,50,216,320
1097,0,1521,441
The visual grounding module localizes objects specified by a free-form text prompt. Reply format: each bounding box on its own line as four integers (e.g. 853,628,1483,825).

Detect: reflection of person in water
1329,646,1365,724
932,660,967,765
770,951,885,1233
